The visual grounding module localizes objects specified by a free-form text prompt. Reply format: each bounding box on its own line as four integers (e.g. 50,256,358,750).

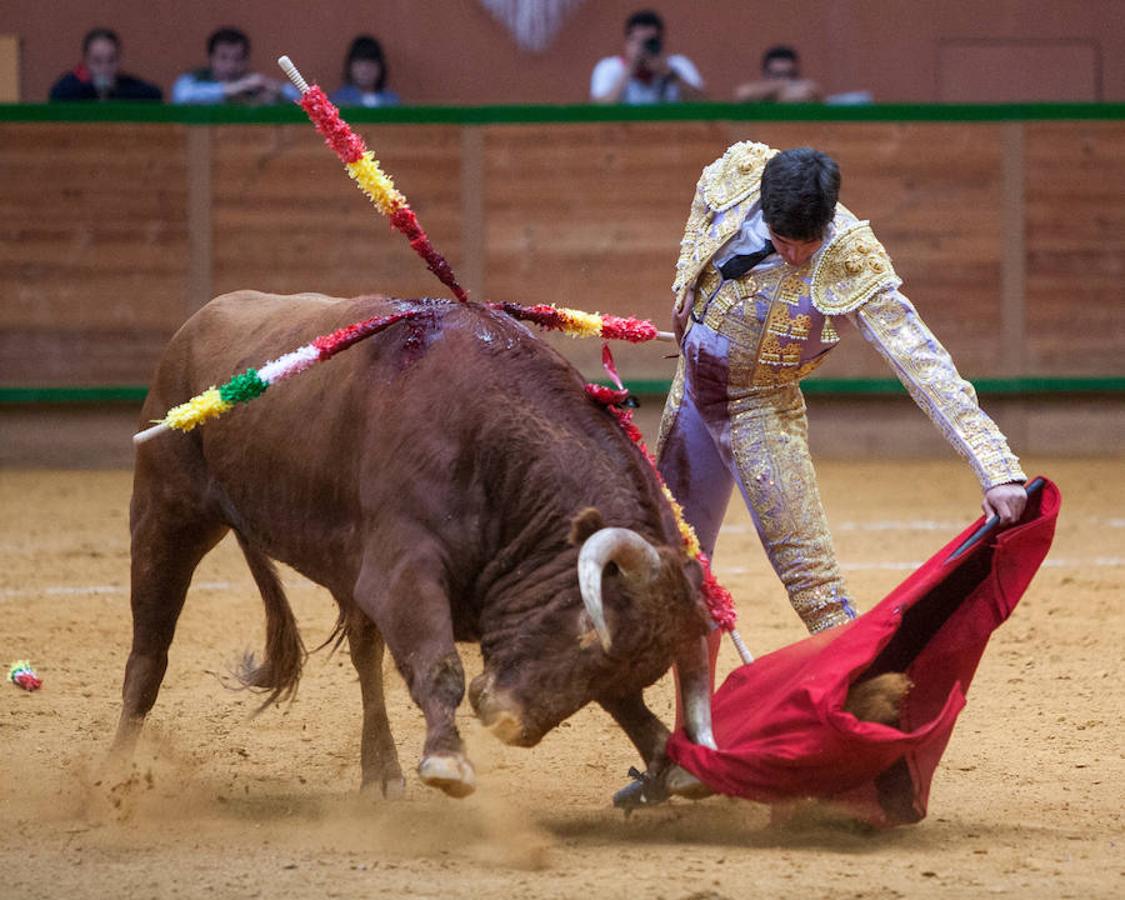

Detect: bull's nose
471,684,540,747
485,709,535,746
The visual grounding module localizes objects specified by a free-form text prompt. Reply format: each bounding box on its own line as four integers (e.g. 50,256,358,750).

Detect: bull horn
577,527,661,653
676,635,718,750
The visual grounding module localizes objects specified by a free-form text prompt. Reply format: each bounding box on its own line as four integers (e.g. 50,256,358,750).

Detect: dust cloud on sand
1,460,1123,898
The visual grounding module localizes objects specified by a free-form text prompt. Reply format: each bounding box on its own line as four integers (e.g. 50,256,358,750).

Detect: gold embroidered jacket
671,141,1025,489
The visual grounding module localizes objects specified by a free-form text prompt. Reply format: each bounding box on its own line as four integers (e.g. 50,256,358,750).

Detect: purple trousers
657,323,856,633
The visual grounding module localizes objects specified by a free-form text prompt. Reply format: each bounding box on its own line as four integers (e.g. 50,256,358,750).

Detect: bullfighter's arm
847,287,1027,491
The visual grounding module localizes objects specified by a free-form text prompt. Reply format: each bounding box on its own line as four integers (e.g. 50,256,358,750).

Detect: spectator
330,35,401,107
49,28,161,101
590,9,704,105
171,27,298,105
734,45,822,103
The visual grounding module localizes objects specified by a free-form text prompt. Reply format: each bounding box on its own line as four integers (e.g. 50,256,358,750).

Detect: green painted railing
1,101,1123,126
3,377,1123,406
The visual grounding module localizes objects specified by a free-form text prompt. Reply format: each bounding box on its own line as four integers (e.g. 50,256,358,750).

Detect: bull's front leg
354,558,475,798
601,690,714,809
599,692,670,771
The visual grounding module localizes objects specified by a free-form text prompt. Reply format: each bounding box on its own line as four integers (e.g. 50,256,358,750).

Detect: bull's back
143,291,393,415
135,291,588,585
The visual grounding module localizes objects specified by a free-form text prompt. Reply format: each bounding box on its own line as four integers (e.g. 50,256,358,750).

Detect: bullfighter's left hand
982,482,1027,526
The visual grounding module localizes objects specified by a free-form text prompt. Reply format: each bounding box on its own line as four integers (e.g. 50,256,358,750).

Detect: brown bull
114,291,716,799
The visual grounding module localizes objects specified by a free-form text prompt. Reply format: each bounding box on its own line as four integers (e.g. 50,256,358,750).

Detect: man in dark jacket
49,28,161,101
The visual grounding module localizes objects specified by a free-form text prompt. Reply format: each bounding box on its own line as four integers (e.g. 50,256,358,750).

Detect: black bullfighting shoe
612,766,669,812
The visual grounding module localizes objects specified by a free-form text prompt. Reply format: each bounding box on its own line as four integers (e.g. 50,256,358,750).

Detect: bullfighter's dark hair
625,9,664,34
342,34,388,91
762,44,799,73
82,28,120,53
207,27,250,57
760,147,840,241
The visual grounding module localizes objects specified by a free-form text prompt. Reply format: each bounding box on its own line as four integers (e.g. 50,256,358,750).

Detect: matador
658,142,1028,636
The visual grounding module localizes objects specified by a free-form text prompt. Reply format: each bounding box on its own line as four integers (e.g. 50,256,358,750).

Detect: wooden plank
1000,123,1027,376
210,124,464,301
460,126,485,298
185,127,212,316
0,35,19,102
482,121,726,377
0,123,190,383
0,327,173,385
1024,121,1125,374
1,119,1121,388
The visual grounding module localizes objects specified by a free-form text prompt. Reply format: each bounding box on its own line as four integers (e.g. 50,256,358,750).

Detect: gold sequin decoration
777,272,807,307
655,354,687,457
725,382,851,633
702,141,778,212
853,289,1027,489
810,220,900,315
765,305,792,337
757,334,803,368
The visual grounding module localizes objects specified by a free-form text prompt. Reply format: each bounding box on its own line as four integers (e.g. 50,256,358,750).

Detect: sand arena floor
1,457,1122,899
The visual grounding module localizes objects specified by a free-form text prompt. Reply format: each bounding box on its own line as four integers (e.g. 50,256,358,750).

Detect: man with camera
590,9,705,104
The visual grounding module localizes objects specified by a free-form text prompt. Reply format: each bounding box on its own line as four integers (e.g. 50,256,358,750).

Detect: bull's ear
568,506,606,546
683,557,705,593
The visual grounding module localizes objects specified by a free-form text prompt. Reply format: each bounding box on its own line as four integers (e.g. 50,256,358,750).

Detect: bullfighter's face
769,226,824,268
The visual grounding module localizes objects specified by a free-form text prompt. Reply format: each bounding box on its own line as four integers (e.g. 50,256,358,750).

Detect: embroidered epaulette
701,142,778,212
810,220,901,315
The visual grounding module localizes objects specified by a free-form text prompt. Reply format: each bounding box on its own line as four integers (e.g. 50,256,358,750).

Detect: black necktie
718,240,775,280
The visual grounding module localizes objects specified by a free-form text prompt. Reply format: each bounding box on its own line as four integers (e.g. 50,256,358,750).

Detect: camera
642,35,663,56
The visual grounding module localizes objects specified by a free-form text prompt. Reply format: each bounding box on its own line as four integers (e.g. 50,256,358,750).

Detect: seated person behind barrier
171,27,298,105
734,45,821,103
590,9,705,104
330,35,400,107
49,28,161,101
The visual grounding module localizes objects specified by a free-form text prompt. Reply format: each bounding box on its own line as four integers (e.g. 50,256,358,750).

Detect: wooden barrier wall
1,117,1123,387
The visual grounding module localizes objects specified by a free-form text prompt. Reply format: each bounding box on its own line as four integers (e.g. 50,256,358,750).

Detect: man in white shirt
590,9,705,105
171,27,298,106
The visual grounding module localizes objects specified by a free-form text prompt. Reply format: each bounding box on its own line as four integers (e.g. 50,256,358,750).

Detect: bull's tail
233,533,306,711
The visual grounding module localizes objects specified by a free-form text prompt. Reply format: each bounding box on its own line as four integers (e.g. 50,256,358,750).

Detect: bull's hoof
363,774,407,800
665,764,714,800
418,753,476,798
382,775,406,800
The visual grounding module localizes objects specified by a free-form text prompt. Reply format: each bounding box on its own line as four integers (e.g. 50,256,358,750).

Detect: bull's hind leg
112,496,226,759
354,558,474,798
342,606,406,798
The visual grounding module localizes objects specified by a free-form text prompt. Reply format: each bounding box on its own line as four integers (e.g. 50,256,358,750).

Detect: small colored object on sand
8,660,42,691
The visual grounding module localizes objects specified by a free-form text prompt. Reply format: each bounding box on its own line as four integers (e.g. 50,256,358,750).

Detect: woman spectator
330,36,400,107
